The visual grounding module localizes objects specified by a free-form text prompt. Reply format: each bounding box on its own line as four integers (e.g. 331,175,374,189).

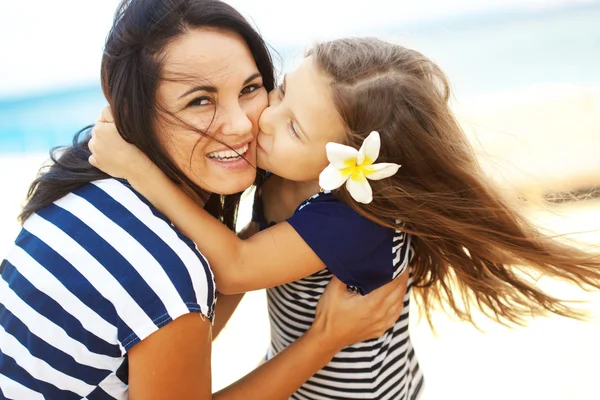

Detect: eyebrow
283,74,310,141
178,72,262,100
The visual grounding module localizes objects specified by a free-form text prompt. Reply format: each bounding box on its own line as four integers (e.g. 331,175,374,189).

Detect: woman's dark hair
19,0,276,230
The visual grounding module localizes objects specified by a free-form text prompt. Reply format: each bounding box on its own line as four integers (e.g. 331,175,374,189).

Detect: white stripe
55,192,189,321
6,245,118,346
373,341,411,387
0,326,93,396
296,386,331,400
393,234,411,278
0,373,45,400
269,286,318,318
0,278,120,372
291,392,311,400
381,372,408,400
23,213,157,344
267,299,310,334
97,372,128,400
298,381,366,399
267,304,304,344
307,352,409,396
92,179,213,316
269,330,290,355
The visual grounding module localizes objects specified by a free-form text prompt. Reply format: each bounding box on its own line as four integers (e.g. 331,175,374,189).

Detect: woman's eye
241,84,263,96
188,97,212,107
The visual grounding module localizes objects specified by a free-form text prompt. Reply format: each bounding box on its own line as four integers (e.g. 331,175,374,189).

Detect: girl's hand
312,273,408,352
88,106,155,181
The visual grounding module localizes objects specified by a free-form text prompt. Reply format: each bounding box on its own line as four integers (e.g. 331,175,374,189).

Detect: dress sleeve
286,197,401,295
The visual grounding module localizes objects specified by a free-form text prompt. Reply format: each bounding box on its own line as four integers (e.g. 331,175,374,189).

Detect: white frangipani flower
319,131,400,204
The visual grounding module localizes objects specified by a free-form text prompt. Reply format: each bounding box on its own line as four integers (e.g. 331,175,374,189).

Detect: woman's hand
312,273,408,352
88,106,155,182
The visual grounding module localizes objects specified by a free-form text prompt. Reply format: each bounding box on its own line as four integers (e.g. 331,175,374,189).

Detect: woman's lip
207,141,256,171
208,138,254,154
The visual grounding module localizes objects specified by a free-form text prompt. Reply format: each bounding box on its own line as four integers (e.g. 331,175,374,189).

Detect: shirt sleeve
286,197,397,295
77,179,217,352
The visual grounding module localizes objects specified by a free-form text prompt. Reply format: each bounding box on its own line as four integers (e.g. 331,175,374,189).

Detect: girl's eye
288,120,299,139
240,83,263,96
188,97,212,107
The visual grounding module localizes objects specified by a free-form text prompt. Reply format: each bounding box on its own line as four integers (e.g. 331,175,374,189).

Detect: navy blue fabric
286,193,395,295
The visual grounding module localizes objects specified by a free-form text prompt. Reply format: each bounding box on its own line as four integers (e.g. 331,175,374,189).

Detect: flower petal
325,142,358,168
346,171,373,204
358,131,380,166
364,163,401,180
319,164,351,190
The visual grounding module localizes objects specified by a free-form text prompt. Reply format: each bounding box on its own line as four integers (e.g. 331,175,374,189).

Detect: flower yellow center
341,156,375,181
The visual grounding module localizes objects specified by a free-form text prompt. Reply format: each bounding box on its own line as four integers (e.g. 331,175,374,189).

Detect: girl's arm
211,223,256,339
133,163,323,293
129,275,407,400
90,121,326,294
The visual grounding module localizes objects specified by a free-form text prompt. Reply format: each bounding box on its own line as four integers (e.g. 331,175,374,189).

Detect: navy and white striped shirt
0,178,216,399
265,192,424,400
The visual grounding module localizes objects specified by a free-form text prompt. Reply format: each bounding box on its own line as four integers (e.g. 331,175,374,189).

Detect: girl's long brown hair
309,38,600,327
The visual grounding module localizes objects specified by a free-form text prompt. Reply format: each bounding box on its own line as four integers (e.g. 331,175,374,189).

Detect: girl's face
256,56,346,182
156,28,268,195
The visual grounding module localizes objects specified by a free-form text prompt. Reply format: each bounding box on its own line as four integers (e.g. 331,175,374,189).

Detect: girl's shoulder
292,191,382,231
286,191,409,294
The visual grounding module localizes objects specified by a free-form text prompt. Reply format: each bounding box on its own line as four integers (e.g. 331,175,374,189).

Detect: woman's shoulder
33,178,201,253
18,178,216,321
6,178,215,355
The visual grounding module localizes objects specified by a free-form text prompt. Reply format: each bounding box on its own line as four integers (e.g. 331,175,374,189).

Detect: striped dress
265,192,424,399
0,178,216,399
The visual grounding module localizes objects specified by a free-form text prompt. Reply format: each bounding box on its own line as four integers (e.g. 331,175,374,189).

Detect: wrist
128,160,158,188
305,317,344,357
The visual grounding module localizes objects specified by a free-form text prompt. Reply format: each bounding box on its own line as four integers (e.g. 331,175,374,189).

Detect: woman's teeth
207,143,249,162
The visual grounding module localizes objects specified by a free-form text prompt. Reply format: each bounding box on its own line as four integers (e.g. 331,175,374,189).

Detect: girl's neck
284,178,321,205
261,176,321,225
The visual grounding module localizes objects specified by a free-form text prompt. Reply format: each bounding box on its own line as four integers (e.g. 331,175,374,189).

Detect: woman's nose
220,103,253,138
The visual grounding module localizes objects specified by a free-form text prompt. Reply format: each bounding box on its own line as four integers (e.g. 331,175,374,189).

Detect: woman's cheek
253,92,269,123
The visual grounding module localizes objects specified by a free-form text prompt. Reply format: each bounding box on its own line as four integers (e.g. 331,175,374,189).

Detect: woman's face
156,28,268,195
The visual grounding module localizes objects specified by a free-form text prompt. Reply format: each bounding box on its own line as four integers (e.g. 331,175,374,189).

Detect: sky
0,0,591,98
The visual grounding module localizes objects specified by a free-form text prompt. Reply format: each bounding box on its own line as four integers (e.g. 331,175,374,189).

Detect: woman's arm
131,313,336,400
89,119,326,294
212,292,245,340
129,275,407,400
128,313,213,400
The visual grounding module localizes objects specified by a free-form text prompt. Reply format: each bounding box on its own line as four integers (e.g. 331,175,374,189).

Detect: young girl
89,37,600,399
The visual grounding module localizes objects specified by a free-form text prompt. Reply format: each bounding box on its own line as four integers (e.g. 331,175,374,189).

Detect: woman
0,1,407,399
